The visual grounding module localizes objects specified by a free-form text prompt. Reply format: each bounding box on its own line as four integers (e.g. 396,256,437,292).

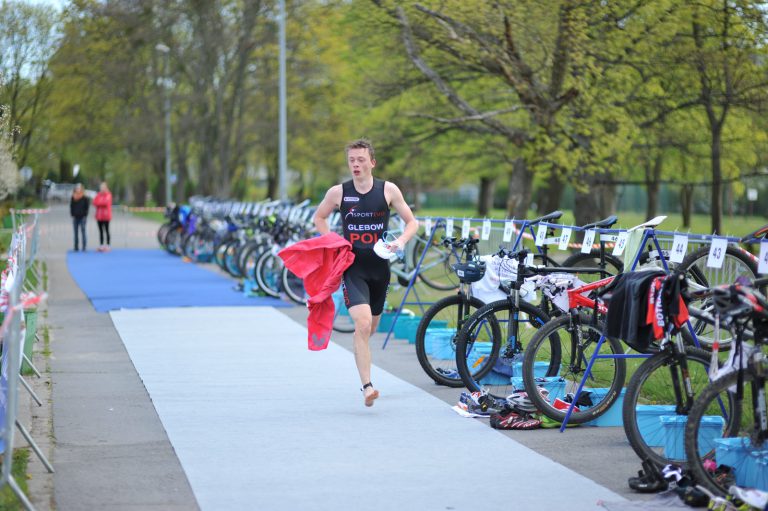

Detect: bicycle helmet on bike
452,260,486,284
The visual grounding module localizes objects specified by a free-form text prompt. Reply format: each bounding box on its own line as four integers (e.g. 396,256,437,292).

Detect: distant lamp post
155,42,172,206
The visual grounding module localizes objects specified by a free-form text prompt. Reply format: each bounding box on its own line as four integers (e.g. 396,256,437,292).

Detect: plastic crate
463,343,509,385
635,405,677,448
393,316,422,343
660,415,725,461
425,328,456,360
377,309,414,333
714,438,768,490
512,361,551,379
584,387,627,427
510,376,567,402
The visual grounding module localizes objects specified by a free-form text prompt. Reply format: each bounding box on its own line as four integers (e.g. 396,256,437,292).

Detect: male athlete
313,139,418,407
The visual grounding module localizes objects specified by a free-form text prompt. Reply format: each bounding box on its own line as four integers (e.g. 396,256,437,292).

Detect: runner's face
347,148,375,179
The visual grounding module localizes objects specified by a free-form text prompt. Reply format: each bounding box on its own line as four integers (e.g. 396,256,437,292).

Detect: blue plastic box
660,415,725,461
393,316,422,343
510,376,567,402
464,343,509,385
511,361,550,379
584,387,627,427
635,405,677,447
425,327,455,359
714,437,768,490
377,310,414,333
332,290,349,317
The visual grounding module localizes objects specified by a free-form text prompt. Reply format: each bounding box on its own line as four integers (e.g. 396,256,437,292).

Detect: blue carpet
67,249,290,312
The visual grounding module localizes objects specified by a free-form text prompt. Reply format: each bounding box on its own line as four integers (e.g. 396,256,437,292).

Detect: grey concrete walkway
28,204,654,510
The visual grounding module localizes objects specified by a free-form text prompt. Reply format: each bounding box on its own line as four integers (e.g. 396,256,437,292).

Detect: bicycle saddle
580,215,618,230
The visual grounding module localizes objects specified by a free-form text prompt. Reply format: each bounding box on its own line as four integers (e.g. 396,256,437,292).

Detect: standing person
93,182,113,252
313,139,418,407
70,183,90,252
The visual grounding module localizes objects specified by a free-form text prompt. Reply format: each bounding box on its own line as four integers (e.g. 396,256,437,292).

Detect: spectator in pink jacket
93,182,113,252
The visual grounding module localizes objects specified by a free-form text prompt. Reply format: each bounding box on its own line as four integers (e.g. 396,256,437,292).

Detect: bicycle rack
380,216,555,349
558,226,746,431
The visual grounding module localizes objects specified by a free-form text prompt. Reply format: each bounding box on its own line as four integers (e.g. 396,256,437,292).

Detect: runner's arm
386,182,418,250
313,185,342,235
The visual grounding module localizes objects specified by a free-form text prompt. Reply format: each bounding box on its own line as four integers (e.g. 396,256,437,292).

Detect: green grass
0,448,30,510
131,211,165,223
416,208,766,237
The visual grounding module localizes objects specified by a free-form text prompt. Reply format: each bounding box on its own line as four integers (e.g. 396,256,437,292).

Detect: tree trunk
505,158,533,218
680,184,693,228
538,177,565,215
646,154,662,220
574,172,616,226
711,126,723,234
477,176,496,216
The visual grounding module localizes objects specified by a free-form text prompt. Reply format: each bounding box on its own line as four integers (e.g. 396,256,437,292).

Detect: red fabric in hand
278,233,355,350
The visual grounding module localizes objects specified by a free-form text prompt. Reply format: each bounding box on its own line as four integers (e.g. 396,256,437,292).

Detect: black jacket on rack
603,269,666,353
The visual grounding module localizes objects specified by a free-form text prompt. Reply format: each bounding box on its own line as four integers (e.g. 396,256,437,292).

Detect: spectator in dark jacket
70,184,90,251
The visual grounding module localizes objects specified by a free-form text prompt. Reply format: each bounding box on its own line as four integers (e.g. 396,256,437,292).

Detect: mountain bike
684,279,768,495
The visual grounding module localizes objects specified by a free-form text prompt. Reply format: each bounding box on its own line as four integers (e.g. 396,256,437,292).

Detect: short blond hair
345,138,375,160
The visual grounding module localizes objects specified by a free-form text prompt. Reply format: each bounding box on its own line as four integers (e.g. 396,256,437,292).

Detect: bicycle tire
157,222,172,248
623,346,735,469
455,299,550,399
415,294,500,387
685,369,753,496
223,240,244,277
411,227,462,291
164,227,183,255
281,266,306,305
254,250,283,298
561,251,623,279
521,313,627,425
678,245,758,351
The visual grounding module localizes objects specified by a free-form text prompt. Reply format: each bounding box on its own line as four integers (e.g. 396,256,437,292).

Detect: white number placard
462,219,471,238
669,234,689,264
446,218,454,236
612,231,629,256
525,252,534,266
535,225,547,247
558,228,572,251
424,218,432,236
706,237,728,269
481,219,492,240
503,220,515,242
759,241,768,275
581,230,596,254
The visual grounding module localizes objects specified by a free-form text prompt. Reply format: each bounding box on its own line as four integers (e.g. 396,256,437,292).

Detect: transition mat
68,249,288,312
110,306,623,511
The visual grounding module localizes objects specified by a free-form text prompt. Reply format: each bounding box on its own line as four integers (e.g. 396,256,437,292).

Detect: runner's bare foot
362,383,379,407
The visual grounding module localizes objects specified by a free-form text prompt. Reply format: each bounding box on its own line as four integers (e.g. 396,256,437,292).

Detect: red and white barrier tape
124,206,166,213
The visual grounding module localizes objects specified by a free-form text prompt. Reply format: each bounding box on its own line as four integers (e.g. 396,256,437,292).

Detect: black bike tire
415,294,500,387
684,369,749,497
622,346,734,469
455,299,550,397
254,250,282,298
411,227,462,291
677,245,758,351
281,266,306,305
561,250,624,276
521,313,627,425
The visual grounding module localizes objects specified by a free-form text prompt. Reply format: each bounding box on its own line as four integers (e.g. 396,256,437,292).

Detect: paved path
28,204,654,510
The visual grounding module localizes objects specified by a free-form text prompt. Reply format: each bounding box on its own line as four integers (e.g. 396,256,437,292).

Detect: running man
313,139,418,407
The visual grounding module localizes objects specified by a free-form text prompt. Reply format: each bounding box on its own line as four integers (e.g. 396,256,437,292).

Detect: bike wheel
411,229,462,291
521,313,627,425
455,299,550,400
678,246,758,351
561,251,623,281
157,222,171,248
224,240,244,277
281,267,306,305
623,346,735,469
255,250,283,298
164,227,183,255
685,369,755,496
415,294,500,388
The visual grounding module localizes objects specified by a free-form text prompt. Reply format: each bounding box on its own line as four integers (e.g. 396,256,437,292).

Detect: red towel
278,233,355,350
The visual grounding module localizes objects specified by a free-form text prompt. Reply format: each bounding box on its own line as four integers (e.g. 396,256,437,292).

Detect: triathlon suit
340,178,390,315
